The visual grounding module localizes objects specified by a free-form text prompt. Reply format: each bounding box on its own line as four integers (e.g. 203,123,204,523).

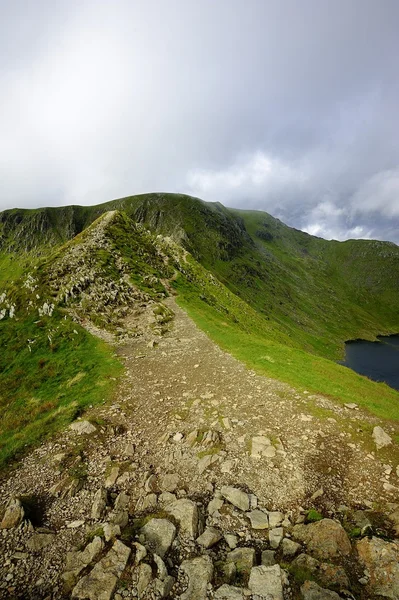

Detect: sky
1,0,399,243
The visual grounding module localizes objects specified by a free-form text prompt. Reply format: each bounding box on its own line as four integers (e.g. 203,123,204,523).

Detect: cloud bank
0,0,398,242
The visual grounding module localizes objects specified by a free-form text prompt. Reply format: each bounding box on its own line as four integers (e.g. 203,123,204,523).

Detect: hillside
0,197,399,599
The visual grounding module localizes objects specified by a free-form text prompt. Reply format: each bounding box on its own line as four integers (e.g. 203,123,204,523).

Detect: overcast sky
1,1,398,243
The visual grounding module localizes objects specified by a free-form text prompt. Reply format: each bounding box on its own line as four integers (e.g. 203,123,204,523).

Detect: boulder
141,518,176,558
300,580,341,599
261,550,276,566
72,540,131,600
197,527,223,548
372,426,392,450
70,420,97,435
251,435,275,458
180,555,213,600
248,564,284,600
63,537,104,590
221,486,250,512
0,497,25,529
165,499,200,538
318,563,349,591
357,536,399,599
292,519,351,560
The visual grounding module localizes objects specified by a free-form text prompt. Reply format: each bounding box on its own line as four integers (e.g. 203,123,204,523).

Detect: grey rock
180,555,213,600
268,511,284,528
154,553,169,580
160,473,180,492
221,486,250,512
281,538,301,557
227,547,256,574
105,466,120,488
247,509,269,530
372,426,392,450
300,580,340,599
198,453,219,474
70,420,97,435
248,564,284,600
72,540,131,600
0,497,25,529
141,493,158,511
261,550,276,566
26,533,55,551
224,533,238,549
214,584,245,599
291,554,320,574
137,563,153,599
165,499,200,538
133,542,147,564
251,435,274,458
159,492,176,506
91,488,107,521
269,527,283,549
197,527,223,548
63,537,104,589
154,575,175,598
208,497,224,515
141,518,176,558
103,523,121,542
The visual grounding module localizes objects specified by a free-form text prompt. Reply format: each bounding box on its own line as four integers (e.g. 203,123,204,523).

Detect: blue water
341,334,399,391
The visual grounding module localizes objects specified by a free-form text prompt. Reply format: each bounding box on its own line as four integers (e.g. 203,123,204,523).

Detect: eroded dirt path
0,298,398,598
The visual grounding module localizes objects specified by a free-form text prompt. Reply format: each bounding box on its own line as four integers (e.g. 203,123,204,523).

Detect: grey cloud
0,0,398,243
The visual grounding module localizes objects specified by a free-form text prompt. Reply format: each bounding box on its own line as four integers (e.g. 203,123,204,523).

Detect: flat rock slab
180,555,213,600
26,533,55,552
372,425,392,450
221,486,250,512
214,584,245,599
197,527,223,548
247,509,269,529
72,540,131,600
248,564,283,600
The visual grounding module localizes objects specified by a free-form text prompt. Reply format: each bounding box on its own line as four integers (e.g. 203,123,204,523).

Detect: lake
341,334,399,391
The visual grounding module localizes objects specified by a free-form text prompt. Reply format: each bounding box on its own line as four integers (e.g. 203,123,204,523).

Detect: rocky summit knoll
0,196,399,600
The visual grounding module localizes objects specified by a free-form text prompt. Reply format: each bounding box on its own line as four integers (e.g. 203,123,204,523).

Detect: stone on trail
103,523,121,542
248,564,284,600
141,518,176,558
372,425,392,450
221,486,250,512
268,511,283,528
208,497,224,515
0,497,25,529
224,533,238,549
26,533,55,552
154,575,175,598
72,540,131,600
247,509,269,529
180,555,213,600
160,472,180,492
196,526,223,548
137,562,153,599
63,536,104,589
251,435,276,458
261,549,276,566
91,487,107,520
105,466,120,488
300,580,341,599
269,527,283,549
292,519,351,560
226,547,256,574
198,453,219,474
69,420,97,435
165,498,200,538
281,538,301,557
344,403,358,409
357,536,399,599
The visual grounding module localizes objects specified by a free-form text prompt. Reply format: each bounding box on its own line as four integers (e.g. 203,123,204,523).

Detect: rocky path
0,298,398,599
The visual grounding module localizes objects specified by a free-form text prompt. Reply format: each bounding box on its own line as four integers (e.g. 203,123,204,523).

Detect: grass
0,309,121,469
172,258,399,424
